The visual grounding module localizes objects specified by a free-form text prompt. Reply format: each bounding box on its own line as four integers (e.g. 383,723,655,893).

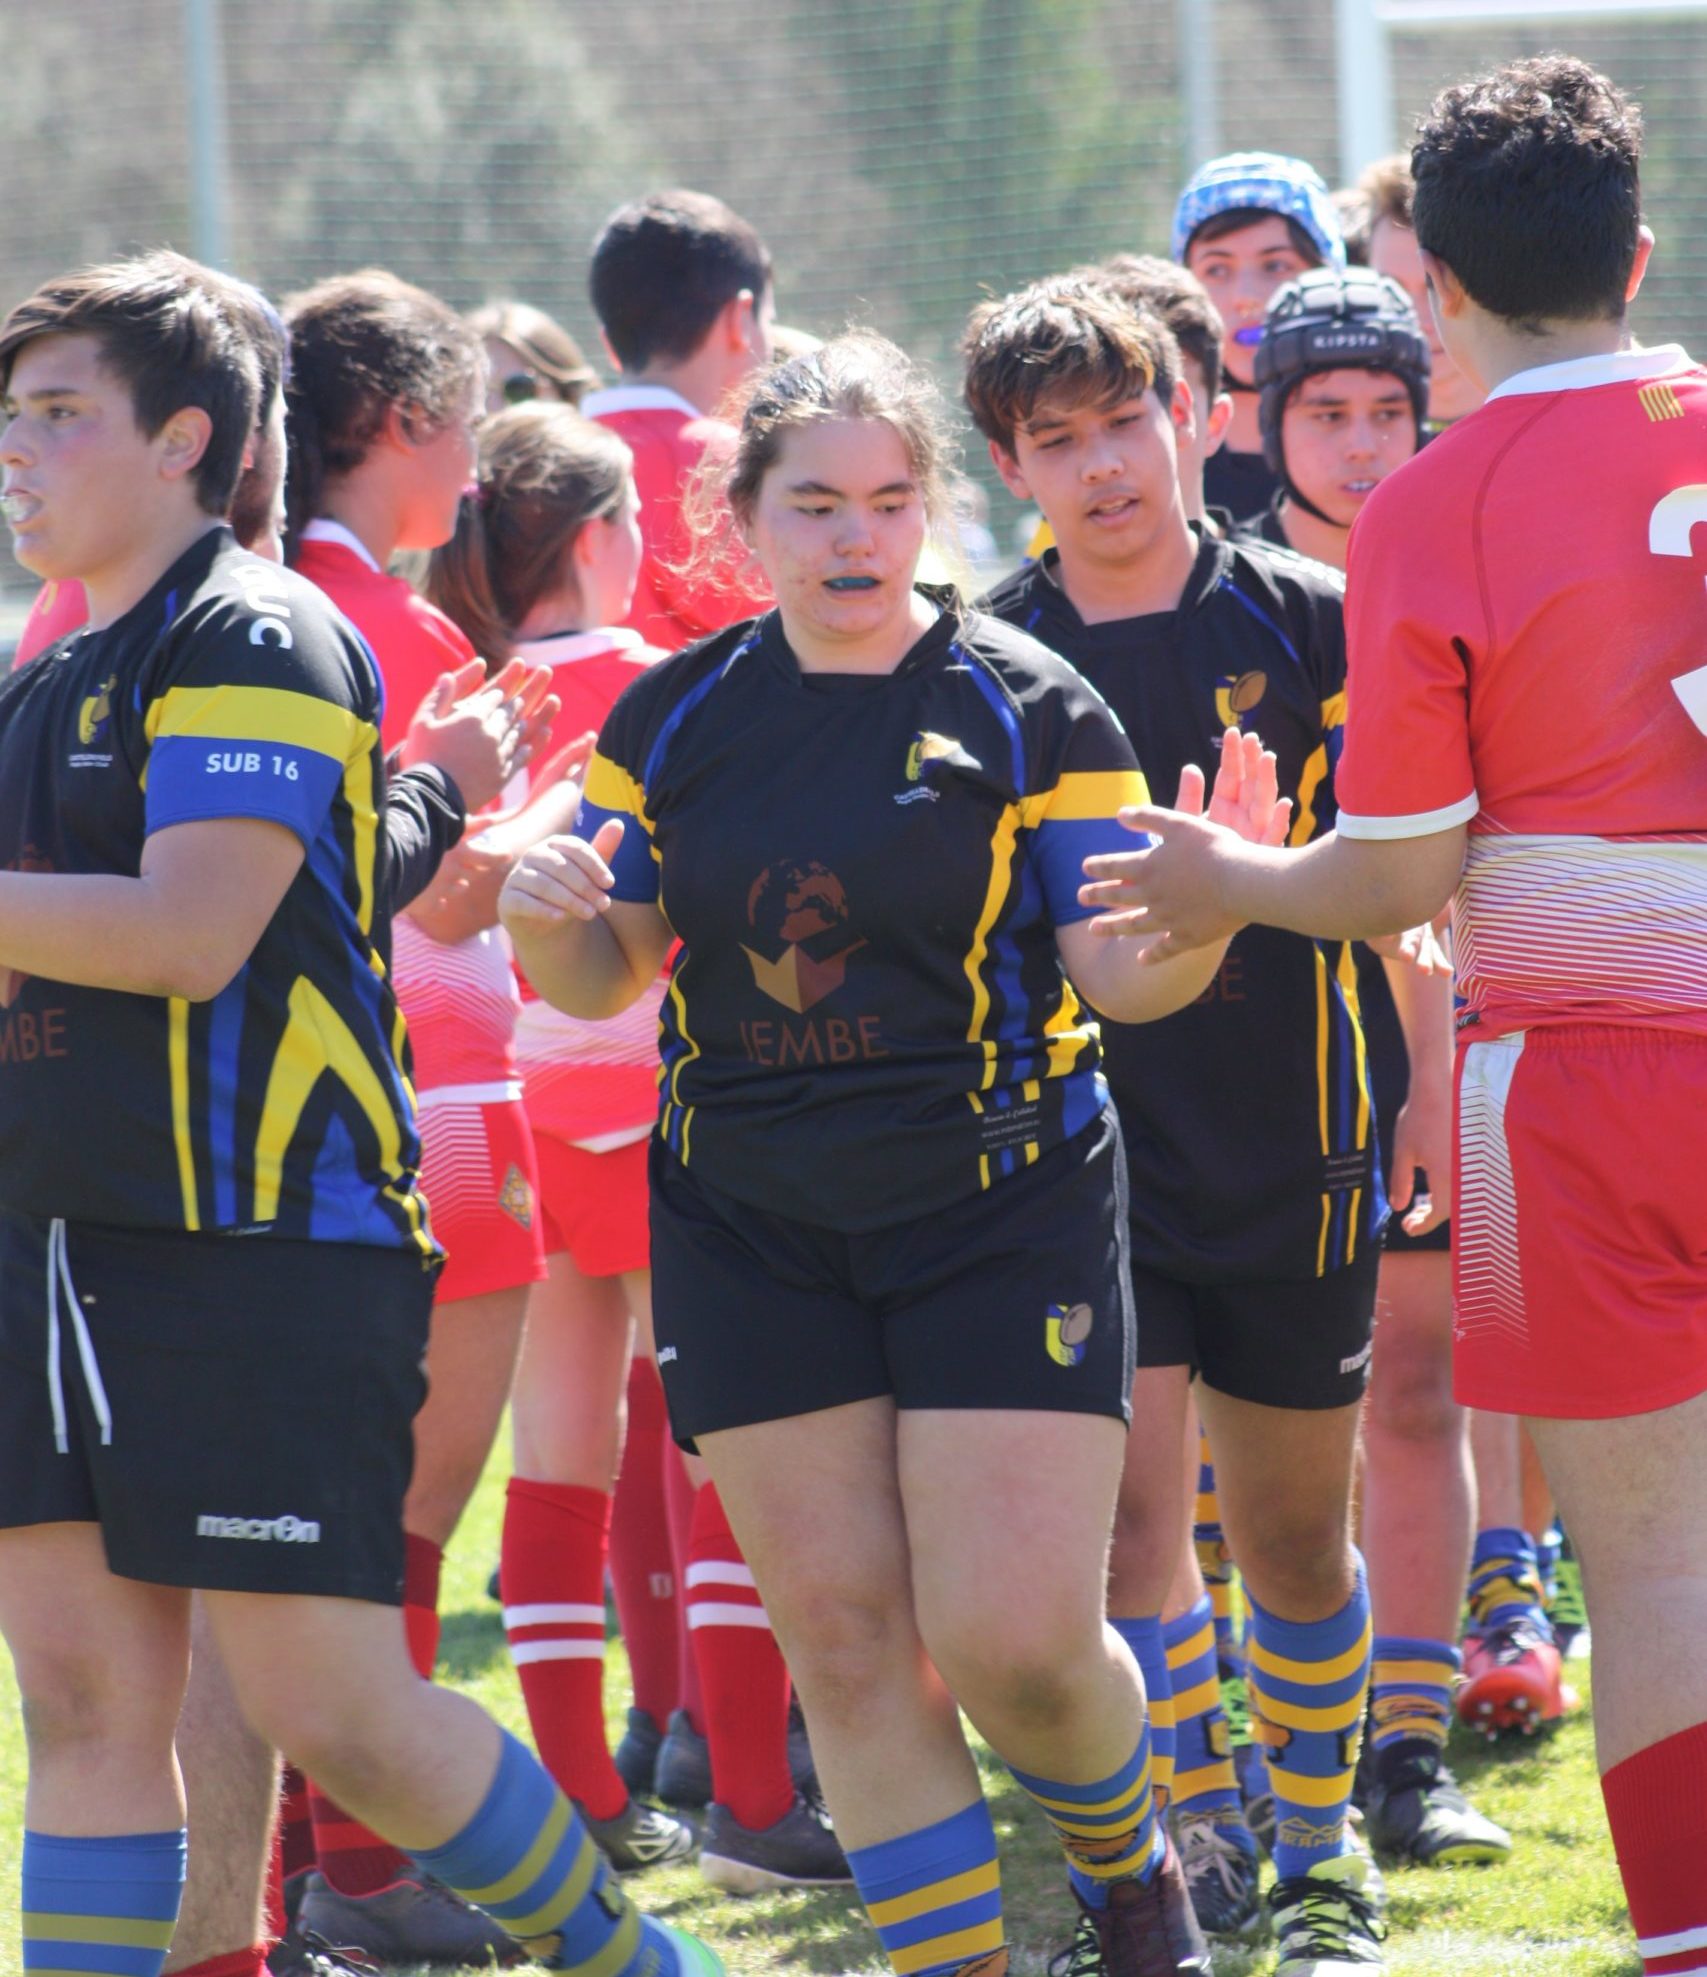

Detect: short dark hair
1411,55,1643,329
590,190,772,372
962,279,1180,455
0,249,260,515
1087,255,1225,401
1185,208,1324,269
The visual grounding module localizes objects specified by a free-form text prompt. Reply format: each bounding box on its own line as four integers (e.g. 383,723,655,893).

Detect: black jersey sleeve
382,763,466,913
137,555,381,851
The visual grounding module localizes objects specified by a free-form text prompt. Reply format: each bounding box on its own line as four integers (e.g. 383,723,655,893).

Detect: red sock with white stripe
303,1537,443,1895
664,1442,707,1734
1602,1720,1707,1975
167,1951,268,1977
500,1475,628,1820
687,1481,793,1833
608,1356,681,1733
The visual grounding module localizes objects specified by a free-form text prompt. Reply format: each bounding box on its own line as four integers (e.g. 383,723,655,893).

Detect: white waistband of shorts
415,1080,524,1109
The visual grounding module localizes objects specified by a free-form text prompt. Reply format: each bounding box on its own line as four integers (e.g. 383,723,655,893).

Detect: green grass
0,1450,1640,1976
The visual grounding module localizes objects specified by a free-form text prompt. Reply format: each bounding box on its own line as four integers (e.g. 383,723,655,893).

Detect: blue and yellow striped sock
1247,1560,1371,1881
23,1828,186,1977
1110,1617,1175,1811
844,1800,1004,1976
1193,1434,1239,1668
1369,1635,1458,1755
1164,1596,1251,1849
1467,1526,1549,1634
410,1729,695,1973
1009,1734,1162,1908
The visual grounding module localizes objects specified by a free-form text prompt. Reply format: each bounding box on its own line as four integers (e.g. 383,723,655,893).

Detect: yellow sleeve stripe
1320,690,1348,732
146,683,365,760
1024,767,1150,825
22,1916,176,1950
1247,1619,1371,1687
1267,1766,1359,1809
891,1920,1006,1975
866,1859,1001,1928
584,749,649,825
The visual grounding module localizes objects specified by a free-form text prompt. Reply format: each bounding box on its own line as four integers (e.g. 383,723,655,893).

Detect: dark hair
1185,208,1325,268
282,268,483,550
1411,55,1642,329
0,248,259,515
425,404,632,665
467,299,598,404
1087,254,1225,402
961,279,1180,455
682,330,957,597
590,190,772,372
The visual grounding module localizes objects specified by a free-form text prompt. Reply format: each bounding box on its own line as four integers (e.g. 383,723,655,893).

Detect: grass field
0,1448,1641,1977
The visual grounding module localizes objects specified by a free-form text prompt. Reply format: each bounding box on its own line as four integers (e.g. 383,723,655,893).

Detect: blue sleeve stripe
144,737,344,850
577,798,659,904
1034,815,1141,926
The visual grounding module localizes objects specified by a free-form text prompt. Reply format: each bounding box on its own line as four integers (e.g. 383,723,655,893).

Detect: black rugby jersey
1202,446,1283,527
0,528,434,1255
577,600,1147,1233
984,532,1385,1282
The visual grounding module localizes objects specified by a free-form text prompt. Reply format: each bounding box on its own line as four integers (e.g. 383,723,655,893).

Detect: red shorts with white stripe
1452,1025,1707,1419
417,1095,549,1305
534,1132,651,1279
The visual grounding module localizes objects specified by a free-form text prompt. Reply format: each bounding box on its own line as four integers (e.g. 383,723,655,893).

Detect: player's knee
16,1649,177,1759
924,1603,1100,1733
776,1575,909,1717
1368,1350,1459,1446
1241,1517,1356,1617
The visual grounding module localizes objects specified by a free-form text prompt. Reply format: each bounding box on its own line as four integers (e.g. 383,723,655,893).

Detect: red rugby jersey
12,579,89,667
1336,344,1707,1038
581,383,770,652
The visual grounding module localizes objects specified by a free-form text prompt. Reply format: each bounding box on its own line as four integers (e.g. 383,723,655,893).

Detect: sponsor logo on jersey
741,859,867,1014
196,1512,322,1543
497,1163,534,1228
1045,1300,1093,1367
1214,670,1268,727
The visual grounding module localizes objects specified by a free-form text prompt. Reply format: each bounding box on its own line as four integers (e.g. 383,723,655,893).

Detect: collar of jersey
760,585,959,686
1035,527,1226,632
580,383,701,421
300,516,381,571
1484,342,1692,403
511,627,645,666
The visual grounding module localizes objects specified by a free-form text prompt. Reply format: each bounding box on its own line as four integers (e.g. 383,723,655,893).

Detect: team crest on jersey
70,672,119,767
1045,1301,1093,1367
1639,381,1684,423
497,1164,534,1229
1214,670,1267,727
740,860,867,1013
897,730,979,804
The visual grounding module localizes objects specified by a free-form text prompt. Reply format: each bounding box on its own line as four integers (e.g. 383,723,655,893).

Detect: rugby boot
1362,1738,1512,1866
581,1793,698,1872
295,1867,522,1967
1268,1849,1386,1975
698,1793,852,1893
1171,1807,1266,1942
613,1704,666,1799
267,1925,378,1976
1457,1618,1569,1737
655,1706,713,1808
1048,1835,1213,1976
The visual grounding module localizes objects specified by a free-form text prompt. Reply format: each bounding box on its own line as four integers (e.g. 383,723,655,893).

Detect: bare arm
1057,919,1230,1023
499,820,673,1018
0,818,305,1001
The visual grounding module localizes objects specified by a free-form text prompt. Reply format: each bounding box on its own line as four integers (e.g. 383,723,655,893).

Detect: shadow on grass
437,1605,512,1682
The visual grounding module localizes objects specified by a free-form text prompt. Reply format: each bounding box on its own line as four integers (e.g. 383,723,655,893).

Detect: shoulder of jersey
1223,530,1345,605
955,603,1090,695
975,558,1045,623
608,614,764,720
189,539,364,645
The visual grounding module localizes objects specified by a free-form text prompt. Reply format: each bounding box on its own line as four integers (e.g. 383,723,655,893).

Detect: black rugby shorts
0,1211,434,1601
649,1106,1136,1448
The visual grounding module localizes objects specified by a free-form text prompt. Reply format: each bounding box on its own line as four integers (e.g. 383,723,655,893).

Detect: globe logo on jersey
741,860,867,1014
1046,1301,1094,1367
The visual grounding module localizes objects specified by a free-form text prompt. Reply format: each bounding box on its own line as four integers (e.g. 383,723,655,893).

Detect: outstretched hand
399,658,561,813
1078,729,1286,960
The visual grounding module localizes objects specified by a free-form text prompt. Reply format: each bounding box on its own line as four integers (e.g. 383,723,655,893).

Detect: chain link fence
4,0,1706,617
